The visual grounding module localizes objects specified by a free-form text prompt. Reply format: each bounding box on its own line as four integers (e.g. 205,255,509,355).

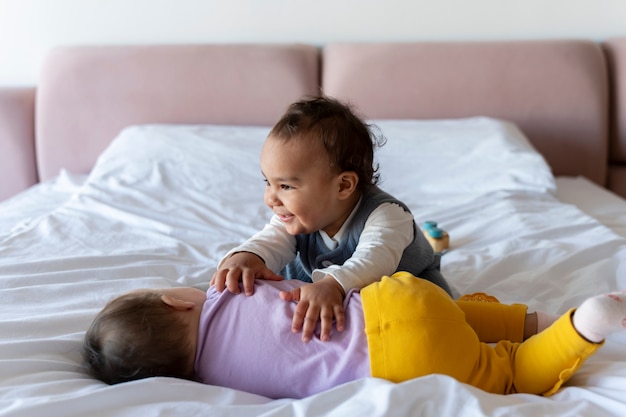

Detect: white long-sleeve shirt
218,202,414,292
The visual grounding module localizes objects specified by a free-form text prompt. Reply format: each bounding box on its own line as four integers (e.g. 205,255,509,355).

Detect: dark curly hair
269,96,385,193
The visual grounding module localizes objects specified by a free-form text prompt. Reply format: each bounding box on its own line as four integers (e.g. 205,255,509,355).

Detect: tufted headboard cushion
35,44,319,180
322,40,609,186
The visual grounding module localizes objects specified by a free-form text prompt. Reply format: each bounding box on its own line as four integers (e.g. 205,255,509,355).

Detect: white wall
1,0,625,86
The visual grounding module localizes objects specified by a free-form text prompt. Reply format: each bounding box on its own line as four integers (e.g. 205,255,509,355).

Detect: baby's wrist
320,275,346,296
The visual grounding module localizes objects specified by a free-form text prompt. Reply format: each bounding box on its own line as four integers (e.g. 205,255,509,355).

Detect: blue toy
423,221,449,253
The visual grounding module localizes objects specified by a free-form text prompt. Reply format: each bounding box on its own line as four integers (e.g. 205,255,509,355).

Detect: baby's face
261,135,348,237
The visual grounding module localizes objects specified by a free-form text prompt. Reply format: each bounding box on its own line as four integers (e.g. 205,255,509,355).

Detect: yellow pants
457,295,527,343
361,272,602,395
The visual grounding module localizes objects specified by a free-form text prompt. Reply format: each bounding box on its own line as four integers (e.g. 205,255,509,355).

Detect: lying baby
82,271,625,399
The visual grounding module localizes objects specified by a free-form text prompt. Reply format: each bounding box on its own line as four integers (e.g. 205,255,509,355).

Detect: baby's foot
572,291,626,343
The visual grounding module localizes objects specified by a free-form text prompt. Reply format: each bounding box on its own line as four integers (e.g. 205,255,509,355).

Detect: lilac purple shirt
194,280,370,399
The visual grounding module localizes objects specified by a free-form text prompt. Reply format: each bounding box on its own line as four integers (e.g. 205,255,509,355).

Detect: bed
1,39,626,417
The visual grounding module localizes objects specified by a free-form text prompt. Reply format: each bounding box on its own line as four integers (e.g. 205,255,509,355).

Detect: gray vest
280,186,452,296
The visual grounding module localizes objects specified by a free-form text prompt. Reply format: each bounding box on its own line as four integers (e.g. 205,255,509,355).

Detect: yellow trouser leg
362,272,602,395
511,309,602,395
362,272,517,391
456,300,527,342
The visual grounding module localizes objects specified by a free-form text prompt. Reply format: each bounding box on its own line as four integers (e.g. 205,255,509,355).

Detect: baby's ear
161,295,195,311
338,171,359,198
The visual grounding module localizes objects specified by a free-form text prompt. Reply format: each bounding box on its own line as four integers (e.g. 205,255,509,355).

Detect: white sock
572,291,626,343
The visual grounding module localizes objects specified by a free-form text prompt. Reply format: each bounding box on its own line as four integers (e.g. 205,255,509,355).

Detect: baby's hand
279,276,345,343
211,252,282,296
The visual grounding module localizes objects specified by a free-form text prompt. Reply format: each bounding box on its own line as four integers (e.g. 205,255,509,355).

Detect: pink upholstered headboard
36,44,319,180
605,38,626,198
0,87,36,199
322,40,609,186
4,39,626,202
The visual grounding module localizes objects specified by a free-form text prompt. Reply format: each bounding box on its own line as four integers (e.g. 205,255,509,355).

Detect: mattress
1,118,625,417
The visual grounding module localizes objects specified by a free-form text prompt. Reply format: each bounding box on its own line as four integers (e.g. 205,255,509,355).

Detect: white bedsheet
1,119,626,417
556,176,626,239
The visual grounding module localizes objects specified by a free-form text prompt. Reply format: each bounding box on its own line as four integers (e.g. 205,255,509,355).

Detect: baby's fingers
211,270,227,292
334,304,345,333
291,302,319,343
301,305,321,343
290,301,307,334
279,287,301,302
224,270,243,294
241,270,257,296
319,306,335,342
319,304,345,341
